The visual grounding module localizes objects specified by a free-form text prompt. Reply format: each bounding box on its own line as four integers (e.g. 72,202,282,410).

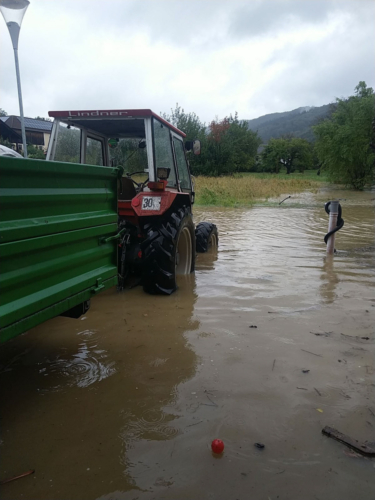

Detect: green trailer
0,157,122,343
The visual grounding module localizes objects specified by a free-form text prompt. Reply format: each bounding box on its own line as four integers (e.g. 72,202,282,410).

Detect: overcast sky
1,0,374,123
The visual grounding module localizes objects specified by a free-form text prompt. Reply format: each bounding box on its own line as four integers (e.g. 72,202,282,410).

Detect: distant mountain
246,104,333,143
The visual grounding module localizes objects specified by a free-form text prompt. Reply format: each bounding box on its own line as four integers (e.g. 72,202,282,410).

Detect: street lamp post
0,0,29,158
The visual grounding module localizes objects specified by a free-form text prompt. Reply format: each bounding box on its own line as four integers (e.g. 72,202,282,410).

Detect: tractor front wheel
142,207,196,295
195,222,218,252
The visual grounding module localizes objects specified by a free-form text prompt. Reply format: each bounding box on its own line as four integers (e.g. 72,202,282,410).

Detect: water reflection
320,255,340,304
195,245,218,272
0,276,199,500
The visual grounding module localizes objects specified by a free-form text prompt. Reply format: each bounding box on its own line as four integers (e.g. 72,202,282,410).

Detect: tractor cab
46,109,199,202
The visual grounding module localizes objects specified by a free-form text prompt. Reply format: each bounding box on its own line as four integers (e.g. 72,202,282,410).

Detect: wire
279,195,291,205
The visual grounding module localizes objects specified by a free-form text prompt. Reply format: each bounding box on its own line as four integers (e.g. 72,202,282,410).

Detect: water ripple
121,408,180,443
40,330,116,389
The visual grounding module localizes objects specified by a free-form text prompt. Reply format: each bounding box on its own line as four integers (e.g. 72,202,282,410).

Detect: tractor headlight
157,167,170,180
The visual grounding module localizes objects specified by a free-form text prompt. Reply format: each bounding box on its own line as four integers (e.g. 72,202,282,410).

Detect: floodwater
1,187,374,500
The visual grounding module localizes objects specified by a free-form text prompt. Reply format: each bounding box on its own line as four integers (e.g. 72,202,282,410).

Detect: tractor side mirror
139,139,146,149
192,139,201,156
185,140,201,155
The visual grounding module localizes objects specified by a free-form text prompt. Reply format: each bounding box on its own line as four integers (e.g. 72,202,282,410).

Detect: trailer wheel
142,206,196,295
195,222,218,253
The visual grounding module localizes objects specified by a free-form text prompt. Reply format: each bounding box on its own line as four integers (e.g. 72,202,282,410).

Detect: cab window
86,136,104,166
153,118,177,188
54,124,80,163
173,137,191,191
109,138,148,185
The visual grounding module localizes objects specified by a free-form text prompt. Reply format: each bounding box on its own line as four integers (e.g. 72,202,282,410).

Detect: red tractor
46,109,218,295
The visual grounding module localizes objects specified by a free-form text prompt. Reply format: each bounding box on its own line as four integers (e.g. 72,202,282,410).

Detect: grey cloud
227,0,373,39
248,14,375,118
1,0,374,123
56,0,229,46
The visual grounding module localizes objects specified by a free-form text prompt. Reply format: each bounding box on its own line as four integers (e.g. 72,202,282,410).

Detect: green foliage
0,136,13,148
161,103,205,142
313,82,375,189
34,116,52,122
27,144,45,160
355,81,374,98
197,113,261,176
161,104,207,174
261,137,313,174
162,105,261,176
194,172,320,207
203,113,261,175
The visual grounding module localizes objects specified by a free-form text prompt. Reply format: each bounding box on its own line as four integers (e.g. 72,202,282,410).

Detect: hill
246,104,333,143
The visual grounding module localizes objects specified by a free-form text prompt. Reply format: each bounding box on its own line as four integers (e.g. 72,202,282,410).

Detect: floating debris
322,426,375,457
254,442,265,449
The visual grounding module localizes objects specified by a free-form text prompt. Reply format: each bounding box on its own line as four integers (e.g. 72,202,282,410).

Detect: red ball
211,439,224,454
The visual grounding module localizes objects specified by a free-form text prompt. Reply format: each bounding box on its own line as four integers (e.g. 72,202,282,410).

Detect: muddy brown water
1,187,374,500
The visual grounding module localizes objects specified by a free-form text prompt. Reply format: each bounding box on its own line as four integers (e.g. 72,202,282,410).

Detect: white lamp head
0,0,30,49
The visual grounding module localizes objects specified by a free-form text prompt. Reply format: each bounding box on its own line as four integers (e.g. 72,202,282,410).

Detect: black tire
195,222,218,253
141,206,196,295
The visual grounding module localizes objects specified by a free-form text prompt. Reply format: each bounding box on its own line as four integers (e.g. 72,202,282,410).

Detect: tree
161,106,261,176
201,117,232,175
0,136,13,148
162,104,208,174
355,81,374,98
198,113,261,175
27,144,45,160
261,136,313,174
161,104,205,142
225,117,261,172
313,82,375,189
0,108,7,117
34,116,52,122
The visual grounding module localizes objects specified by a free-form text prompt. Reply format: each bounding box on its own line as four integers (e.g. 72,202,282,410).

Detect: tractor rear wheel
142,206,196,295
195,222,218,252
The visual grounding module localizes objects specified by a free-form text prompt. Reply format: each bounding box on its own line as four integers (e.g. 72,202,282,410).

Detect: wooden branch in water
301,349,322,357
322,426,375,457
186,420,203,428
205,395,218,406
0,470,35,485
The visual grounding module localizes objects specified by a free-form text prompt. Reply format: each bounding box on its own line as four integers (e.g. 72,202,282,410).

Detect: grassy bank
194,170,325,206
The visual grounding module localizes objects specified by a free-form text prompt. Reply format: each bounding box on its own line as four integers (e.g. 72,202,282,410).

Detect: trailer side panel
0,157,120,342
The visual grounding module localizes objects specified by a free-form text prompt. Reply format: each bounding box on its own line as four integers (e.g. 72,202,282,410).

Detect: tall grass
194,171,323,206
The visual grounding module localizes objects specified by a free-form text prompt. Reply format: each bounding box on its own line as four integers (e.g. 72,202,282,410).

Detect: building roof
0,119,23,143
0,115,52,132
24,117,53,131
